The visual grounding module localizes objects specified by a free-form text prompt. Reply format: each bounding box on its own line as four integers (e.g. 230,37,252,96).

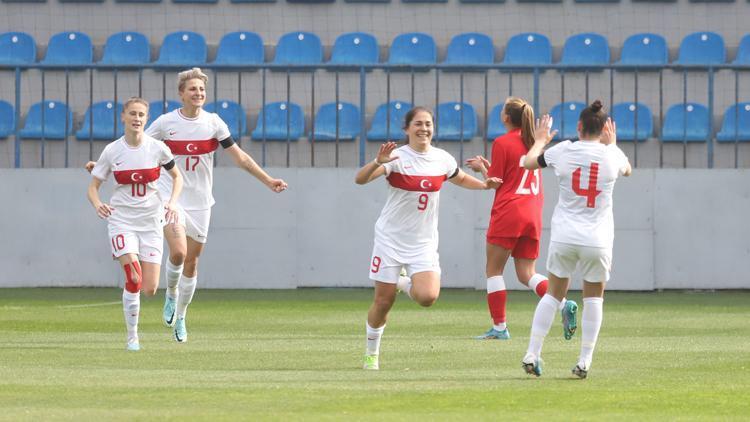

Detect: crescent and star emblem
130,173,143,182
186,143,197,153
419,179,432,190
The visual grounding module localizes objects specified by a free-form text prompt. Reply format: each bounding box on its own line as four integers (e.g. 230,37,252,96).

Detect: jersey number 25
515,156,540,195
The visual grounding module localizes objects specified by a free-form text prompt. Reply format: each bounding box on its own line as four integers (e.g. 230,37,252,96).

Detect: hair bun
590,100,603,113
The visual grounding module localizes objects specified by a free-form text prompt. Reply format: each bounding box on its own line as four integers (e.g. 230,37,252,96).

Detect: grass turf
0,288,748,420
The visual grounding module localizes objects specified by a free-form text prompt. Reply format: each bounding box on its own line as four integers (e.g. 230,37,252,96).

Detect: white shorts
108,226,164,264
546,241,612,282
368,242,441,284
167,206,211,244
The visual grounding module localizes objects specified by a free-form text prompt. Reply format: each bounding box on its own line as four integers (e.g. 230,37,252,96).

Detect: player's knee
123,262,142,293
184,258,198,275
170,250,186,265
373,295,395,311
415,291,439,307
142,286,157,297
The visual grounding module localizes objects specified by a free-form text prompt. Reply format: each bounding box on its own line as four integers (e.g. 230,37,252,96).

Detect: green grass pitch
1,288,749,420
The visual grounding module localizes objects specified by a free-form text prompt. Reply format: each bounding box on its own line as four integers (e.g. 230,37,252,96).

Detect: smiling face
179,78,206,109
405,110,434,150
121,102,148,135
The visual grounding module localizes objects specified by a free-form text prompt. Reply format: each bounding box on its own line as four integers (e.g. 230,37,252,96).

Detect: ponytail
503,97,536,150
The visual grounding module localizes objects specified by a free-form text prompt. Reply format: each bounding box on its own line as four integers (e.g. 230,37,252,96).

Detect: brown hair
579,100,608,138
177,67,208,93
122,97,149,112
402,106,434,142
503,97,535,150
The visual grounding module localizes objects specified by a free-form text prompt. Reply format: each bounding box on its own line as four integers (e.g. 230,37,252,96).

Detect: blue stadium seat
251,101,304,141
612,102,653,142
435,102,477,142
617,33,668,67
173,0,217,2
732,34,750,65
18,100,74,139
388,33,437,67
674,32,725,66
231,0,276,2
204,100,247,140
0,32,36,65
41,31,93,66
311,102,360,141
213,31,264,66
460,0,504,3
444,32,494,67
100,32,150,66
329,32,379,66
717,103,750,142
367,101,412,142
549,101,585,141
486,103,507,141
501,33,552,69
0,100,14,138
661,103,710,142
154,31,207,66
272,32,323,66
76,101,124,140
147,100,180,128
560,33,610,69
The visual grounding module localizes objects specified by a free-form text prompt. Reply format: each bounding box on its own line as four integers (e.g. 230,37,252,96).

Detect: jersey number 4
572,162,602,208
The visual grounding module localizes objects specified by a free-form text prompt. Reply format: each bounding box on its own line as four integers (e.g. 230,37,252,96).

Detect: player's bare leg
364,282,397,370
408,271,440,307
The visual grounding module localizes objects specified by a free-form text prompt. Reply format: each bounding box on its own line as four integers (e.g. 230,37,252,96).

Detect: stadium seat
674,32,725,66
559,33,610,69
272,32,323,66
732,34,750,65
617,33,668,67
0,100,14,138
549,101,585,141
329,32,379,67
231,0,276,3
501,33,552,69
0,32,36,65
76,101,124,140
388,33,437,67
443,32,494,67
213,31,264,66
173,0,217,2
402,0,447,4
287,0,334,3
486,103,507,141
661,103,710,142
204,100,248,140
147,100,180,128
517,0,561,2
311,102,360,141
115,0,161,2
344,0,389,2
367,101,412,142
40,31,93,66
251,101,304,141
460,0,505,3
18,100,74,140
612,102,653,142
154,31,207,66
717,103,750,142
435,102,477,142
100,32,150,66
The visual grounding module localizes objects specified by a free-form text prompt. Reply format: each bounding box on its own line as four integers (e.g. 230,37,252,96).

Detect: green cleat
474,327,510,340
522,355,543,377
363,354,379,370
562,300,578,340
163,296,177,327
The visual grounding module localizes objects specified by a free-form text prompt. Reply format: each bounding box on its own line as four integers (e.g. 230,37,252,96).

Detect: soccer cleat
572,363,588,379
363,354,379,370
474,327,510,340
126,338,140,351
163,296,177,327
562,300,578,340
174,317,187,343
522,355,543,377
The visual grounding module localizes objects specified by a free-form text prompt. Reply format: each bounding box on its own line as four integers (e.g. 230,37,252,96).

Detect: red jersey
486,128,544,239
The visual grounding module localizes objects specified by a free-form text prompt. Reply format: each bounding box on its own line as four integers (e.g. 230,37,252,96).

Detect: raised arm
600,118,632,177
448,168,502,190
87,177,114,219
523,114,557,170
355,142,398,185
224,143,288,193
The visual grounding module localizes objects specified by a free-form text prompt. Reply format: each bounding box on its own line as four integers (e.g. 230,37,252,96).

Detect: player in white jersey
355,106,502,370
87,68,288,343
87,97,184,351
519,101,632,378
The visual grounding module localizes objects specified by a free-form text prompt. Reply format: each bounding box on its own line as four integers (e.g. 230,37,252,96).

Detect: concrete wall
1,167,748,290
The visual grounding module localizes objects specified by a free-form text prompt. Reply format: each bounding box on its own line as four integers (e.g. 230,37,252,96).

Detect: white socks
122,289,140,341
176,275,197,319
525,294,560,359
396,275,413,299
579,297,604,369
366,322,385,356
165,260,183,299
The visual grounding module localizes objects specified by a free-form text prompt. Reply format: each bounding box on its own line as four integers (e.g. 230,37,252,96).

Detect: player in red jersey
87,97,184,351
355,106,502,370
466,97,577,340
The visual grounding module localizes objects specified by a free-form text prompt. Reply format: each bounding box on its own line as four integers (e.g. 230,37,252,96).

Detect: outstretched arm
224,144,288,193
465,155,491,179
448,168,502,190
523,114,557,170
601,118,632,177
355,142,398,185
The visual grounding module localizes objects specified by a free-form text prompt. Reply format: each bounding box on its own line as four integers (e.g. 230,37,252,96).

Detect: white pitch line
57,301,121,309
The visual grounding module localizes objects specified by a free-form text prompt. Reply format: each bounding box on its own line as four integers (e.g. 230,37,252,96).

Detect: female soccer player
89,68,288,343
355,106,502,370
520,101,631,378
87,97,184,351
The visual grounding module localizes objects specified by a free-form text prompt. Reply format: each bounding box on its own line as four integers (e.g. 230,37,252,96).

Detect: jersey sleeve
91,145,112,181
145,115,163,140
487,138,505,179
213,113,232,143
444,151,458,177
157,141,175,166
542,141,568,170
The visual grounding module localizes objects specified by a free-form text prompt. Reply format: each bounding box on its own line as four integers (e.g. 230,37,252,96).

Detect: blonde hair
177,67,208,92
122,96,149,111
503,97,535,150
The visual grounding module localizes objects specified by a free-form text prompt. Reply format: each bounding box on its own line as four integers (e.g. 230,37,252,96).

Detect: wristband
373,158,383,166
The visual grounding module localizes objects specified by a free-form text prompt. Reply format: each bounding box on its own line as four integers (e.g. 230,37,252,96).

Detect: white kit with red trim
375,145,458,260
146,109,230,210
91,135,174,230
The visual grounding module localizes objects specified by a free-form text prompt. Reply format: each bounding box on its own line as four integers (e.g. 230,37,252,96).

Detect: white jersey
146,109,231,211
374,145,459,260
543,140,630,248
91,135,174,231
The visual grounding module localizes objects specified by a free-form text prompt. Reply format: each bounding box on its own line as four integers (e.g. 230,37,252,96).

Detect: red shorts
486,236,540,259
